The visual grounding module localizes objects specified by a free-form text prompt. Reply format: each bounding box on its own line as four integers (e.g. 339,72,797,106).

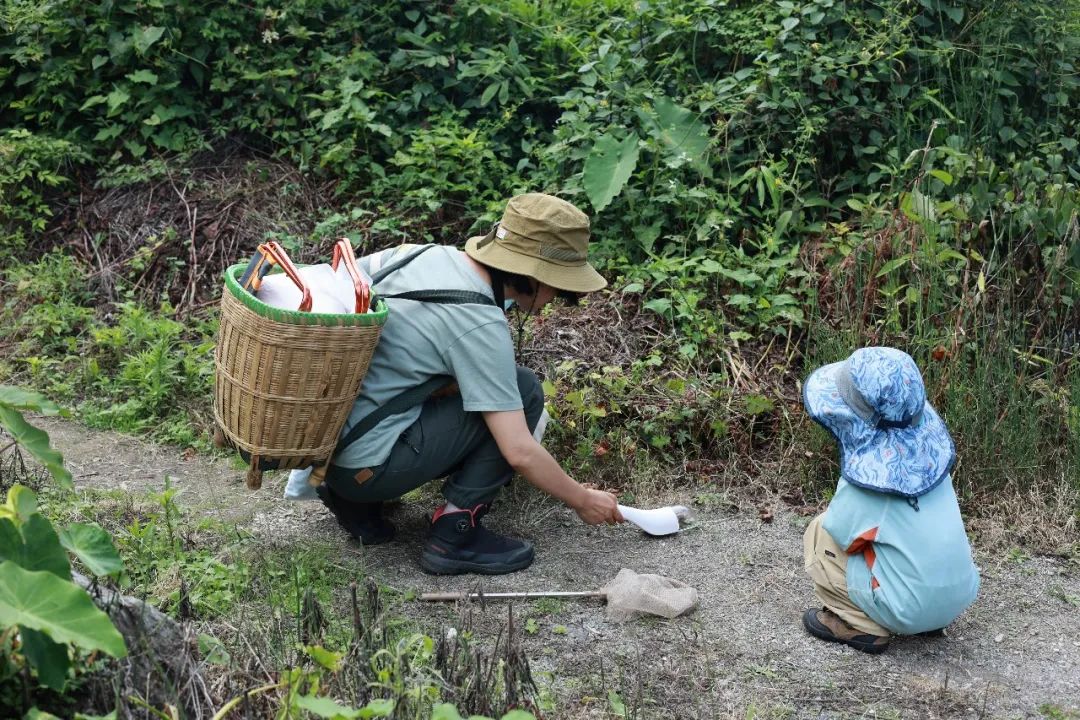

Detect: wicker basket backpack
213,240,386,489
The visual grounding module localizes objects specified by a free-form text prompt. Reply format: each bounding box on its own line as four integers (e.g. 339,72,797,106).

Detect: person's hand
573,488,625,525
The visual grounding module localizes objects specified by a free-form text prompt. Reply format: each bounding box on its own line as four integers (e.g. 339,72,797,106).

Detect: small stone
994,634,1004,643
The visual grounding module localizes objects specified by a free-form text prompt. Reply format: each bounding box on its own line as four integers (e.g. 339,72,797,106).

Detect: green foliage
4,0,1074,249
0,387,72,489
801,149,1080,500
0,561,125,660
0,129,87,256
0,483,125,707
0,255,215,445
113,481,248,619
3,0,1077,439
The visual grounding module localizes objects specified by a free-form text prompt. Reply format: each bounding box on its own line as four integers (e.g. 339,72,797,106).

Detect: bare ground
36,416,1080,719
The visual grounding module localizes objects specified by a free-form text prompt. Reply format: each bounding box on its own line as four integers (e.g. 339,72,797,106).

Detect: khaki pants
804,513,889,637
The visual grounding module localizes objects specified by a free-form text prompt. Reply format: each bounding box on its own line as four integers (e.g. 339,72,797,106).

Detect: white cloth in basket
256,263,370,314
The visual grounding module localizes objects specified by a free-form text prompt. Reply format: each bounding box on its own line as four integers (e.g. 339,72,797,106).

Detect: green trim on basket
223,264,389,327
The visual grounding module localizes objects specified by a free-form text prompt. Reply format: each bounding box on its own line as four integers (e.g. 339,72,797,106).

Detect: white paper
618,504,690,536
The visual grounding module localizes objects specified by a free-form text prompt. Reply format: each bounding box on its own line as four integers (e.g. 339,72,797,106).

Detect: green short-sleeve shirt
332,245,522,469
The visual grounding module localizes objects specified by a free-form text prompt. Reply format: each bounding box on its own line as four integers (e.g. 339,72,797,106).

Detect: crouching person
801,347,980,653
312,193,624,575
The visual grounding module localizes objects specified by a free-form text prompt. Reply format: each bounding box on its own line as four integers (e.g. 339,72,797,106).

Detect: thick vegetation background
1,0,1079,716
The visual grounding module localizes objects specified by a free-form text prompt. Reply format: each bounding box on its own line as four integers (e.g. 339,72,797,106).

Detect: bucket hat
802,347,955,498
465,193,607,293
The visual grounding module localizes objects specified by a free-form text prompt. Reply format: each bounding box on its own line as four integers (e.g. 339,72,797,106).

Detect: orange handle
331,239,371,314
259,241,312,312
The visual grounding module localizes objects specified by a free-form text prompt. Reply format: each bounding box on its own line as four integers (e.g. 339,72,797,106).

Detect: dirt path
37,418,1080,719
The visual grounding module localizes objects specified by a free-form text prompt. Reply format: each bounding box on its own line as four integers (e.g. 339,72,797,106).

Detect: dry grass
49,147,334,313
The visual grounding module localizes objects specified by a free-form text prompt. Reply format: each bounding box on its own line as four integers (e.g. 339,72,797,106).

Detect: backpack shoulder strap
369,244,437,285
336,375,453,456
371,245,496,306
380,289,495,306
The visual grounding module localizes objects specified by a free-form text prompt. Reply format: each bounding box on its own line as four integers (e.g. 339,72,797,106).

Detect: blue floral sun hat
802,346,956,498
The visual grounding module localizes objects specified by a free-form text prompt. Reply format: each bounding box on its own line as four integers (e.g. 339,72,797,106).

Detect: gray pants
325,367,545,508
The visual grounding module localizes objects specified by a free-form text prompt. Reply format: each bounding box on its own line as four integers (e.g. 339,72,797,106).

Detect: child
801,347,980,653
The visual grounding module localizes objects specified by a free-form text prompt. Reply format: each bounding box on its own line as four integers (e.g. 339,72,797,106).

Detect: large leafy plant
0,386,127,709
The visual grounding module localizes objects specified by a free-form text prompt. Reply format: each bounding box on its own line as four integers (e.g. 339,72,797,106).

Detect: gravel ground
37,417,1080,719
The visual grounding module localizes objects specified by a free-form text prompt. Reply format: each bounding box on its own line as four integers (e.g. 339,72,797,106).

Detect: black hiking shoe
802,607,890,654
316,485,395,545
420,503,534,575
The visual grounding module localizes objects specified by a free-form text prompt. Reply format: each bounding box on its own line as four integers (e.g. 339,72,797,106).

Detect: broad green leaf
608,690,627,717
642,298,672,314
126,70,159,85
4,484,39,520
646,97,710,173
633,221,662,254
0,386,64,415
500,712,535,720
294,694,360,719
0,562,126,657
93,125,125,142
929,169,953,186
583,133,639,212
431,706,466,720
781,17,800,31
935,248,967,264
76,713,117,720
0,518,21,552
24,710,62,720
91,55,109,70
78,95,108,112
304,644,343,672
942,5,964,23
480,81,500,106
197,633,231,665
744,394,776,415
773,209,793,239
59,523,123,578
0,408,72,489
622,282,644,293
106,88,130,113
133,26,166,54
359,698,395,718
875,254,913,278
21,627,71,691
123,138,147,157
6,514,71,578
718,267,762,286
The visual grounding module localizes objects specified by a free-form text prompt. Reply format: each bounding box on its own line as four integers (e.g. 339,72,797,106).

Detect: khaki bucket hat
465,193,607,293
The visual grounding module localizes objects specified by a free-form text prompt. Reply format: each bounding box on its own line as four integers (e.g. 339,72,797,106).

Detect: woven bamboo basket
213,262,388,489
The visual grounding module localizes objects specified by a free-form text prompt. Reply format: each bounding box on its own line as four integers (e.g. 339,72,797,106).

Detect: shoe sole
419,548,535,576
802,609,889,654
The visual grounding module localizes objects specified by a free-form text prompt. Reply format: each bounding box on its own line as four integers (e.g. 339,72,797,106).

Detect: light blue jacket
823,476,980,634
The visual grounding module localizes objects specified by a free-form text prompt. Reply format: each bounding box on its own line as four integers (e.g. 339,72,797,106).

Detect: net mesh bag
601,568,699,621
